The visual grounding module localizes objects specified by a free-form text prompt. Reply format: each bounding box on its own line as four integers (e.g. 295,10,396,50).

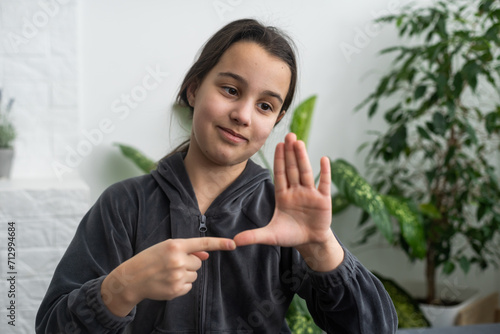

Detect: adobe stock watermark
339,0,402,63
51,65,169,180
237,263,305,332
419,275,474,328
3,0,73,54
213,0,244,20
236,293,286,332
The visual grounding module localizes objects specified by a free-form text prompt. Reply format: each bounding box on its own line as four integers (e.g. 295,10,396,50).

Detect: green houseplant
0,89,16,178
354,0,500,306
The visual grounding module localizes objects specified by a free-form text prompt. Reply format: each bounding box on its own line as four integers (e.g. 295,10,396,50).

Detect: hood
151,152,272,217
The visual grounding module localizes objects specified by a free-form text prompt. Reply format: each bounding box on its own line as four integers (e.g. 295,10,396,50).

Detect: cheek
254,118,276,141
191,110,204,132
191,109,212,142
191,96,218,129
194,94,225,121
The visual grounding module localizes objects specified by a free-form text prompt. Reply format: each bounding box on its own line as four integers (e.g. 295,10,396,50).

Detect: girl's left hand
234,133,344,271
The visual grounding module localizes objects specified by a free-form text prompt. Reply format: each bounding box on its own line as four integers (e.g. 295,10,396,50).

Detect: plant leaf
452,72,463,97
419,202,442,219
382,195,426,259
414,85,427,100
476,202,488,222
442,261,455,275
115,143,157,174
459,256,470,274
290,95,317,147
432,112,447,135
462,60,480,92
285,295,323,334
331,193,351,215
388,125,407,157
464,120,478,145
368,101,379,118
485,110,499,134
330,159,393,243
417,126,432,140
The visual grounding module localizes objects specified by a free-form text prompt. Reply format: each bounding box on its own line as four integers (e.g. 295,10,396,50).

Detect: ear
186,81,199,108
276,110,286,124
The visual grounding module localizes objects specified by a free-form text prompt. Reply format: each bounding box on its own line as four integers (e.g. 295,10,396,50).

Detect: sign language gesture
102,237,236,317
234,133,344,272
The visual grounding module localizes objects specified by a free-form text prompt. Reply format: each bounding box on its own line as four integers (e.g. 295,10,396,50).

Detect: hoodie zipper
198,215,208,334
199,214,207,233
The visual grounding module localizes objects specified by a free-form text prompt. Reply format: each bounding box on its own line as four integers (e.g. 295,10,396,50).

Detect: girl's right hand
101,237,236,317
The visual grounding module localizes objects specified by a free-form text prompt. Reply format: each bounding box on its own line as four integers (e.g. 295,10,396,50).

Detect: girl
36,19,397,333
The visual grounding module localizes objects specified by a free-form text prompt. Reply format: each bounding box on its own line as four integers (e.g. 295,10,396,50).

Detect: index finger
182,237,236,254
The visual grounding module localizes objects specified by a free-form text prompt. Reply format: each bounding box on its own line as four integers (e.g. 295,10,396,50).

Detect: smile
218,126,248,143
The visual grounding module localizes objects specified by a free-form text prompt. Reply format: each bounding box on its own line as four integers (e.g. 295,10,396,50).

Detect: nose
230,100,252,126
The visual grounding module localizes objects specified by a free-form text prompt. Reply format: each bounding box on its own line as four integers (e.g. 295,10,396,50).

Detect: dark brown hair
168,18,298,157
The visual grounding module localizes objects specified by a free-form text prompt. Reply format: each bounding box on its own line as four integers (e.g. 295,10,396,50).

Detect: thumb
233,227,277,247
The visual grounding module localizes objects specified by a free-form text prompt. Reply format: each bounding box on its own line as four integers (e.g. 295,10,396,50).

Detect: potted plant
349,0,500,325
0,89,16,178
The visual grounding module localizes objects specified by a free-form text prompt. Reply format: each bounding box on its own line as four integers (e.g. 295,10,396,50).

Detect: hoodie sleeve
291,246,398,333
35,181,139,334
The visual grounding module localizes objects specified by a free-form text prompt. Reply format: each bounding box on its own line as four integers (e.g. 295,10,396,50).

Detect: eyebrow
217,72,284,105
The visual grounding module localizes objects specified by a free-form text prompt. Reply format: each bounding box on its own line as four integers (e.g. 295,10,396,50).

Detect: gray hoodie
36,152,397,333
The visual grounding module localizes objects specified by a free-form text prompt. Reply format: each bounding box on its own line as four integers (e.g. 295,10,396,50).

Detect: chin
216,157,247,167
210,151,251,167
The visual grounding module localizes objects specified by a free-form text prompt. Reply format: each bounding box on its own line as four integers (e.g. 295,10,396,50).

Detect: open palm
234,133,333,248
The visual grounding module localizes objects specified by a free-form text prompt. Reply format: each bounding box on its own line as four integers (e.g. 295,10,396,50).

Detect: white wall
76,0,407,201
2,0,498,312
0,0,79,178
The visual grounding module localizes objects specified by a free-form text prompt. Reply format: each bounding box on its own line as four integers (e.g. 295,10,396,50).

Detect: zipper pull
199,215,207,233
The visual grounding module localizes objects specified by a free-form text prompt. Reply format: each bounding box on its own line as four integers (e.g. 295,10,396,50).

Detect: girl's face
187,41,291,168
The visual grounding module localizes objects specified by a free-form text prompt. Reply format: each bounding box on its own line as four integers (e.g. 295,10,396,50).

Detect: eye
258,102,273,112
223,87,238,96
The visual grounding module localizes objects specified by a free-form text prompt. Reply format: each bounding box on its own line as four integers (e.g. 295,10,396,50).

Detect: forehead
209,41,291,96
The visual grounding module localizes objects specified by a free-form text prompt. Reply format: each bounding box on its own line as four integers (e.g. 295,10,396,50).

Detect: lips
218,126,248,142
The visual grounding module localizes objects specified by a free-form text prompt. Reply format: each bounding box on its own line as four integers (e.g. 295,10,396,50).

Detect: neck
183,146,247,215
